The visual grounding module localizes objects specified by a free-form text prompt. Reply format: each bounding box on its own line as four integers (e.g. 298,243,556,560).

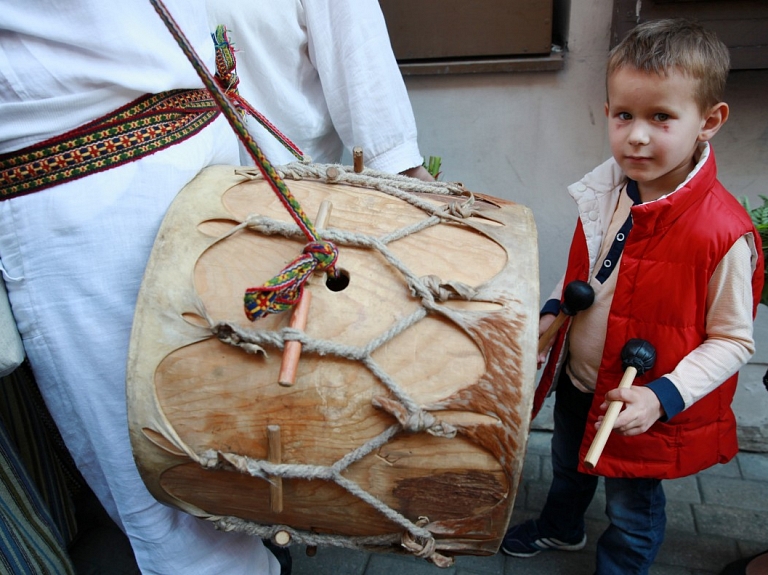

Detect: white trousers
0,116,279,575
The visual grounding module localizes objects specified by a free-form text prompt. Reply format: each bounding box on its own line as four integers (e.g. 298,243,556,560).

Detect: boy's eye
654,113,670,121
618,112,632,120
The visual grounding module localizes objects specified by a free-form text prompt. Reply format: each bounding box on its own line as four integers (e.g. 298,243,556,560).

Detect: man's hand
595,386,664,436
400,165,435,182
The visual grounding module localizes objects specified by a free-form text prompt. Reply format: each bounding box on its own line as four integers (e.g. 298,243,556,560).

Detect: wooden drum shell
127,164,539,557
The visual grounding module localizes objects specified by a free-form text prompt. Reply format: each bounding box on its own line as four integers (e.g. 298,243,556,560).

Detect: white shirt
0,0,213,152
0,2,278,573
206,0,424,173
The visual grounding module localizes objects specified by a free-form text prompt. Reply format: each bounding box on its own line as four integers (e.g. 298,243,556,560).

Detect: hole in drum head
326,268,350,292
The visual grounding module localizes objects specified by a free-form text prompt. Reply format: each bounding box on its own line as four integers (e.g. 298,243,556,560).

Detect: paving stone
737,540,768,557
520,453,541,483
530,399,555,432
512,482,531,510
456,568,501,575
502,549,594,575
291,545,369,575
664,475,702,504
737,451,768,481
596,476,606,493
664,500,696,532
693,504,768,543
584,517,609,550
525,431,552,455
583,488,607,522
525,479,550,510
655,531,739,572
365,551,454,575
285,432,768,575
453,552,504,574
541,455,554,484
698,476,768,511
697,458,742,478
649,565,700,575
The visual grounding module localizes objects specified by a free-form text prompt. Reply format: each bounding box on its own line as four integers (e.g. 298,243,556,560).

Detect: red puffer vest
537,149,764,479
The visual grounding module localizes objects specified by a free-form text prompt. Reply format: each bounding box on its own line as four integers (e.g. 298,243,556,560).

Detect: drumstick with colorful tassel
278,200,333,387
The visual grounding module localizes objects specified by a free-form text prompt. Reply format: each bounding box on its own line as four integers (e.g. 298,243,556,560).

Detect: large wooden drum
127,163,539,565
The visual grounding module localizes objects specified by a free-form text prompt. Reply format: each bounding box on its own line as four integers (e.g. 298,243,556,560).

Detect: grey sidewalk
289,430,768,575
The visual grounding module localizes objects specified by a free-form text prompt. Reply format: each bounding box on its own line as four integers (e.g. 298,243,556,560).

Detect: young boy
502,19,764,574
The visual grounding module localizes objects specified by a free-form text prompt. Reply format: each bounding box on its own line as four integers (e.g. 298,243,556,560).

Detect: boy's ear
698,102,729,142
604,102,610,117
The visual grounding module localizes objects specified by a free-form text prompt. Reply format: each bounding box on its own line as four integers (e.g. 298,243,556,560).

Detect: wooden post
353,146,364,173
277,201,333,387
267,425,283,513
274,530,291,546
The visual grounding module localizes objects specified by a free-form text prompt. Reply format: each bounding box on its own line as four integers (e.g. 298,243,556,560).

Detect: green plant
740,194,768,306
423,156,442,180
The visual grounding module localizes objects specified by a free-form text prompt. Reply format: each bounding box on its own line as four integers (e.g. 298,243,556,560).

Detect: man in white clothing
0,1,280,573
206,0,434,181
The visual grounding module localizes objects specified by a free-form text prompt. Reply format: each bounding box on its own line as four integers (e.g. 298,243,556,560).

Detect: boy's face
605,66,713,201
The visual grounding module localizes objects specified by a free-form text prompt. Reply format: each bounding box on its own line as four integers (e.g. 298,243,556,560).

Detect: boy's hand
595,386,665,436
537,313,557,368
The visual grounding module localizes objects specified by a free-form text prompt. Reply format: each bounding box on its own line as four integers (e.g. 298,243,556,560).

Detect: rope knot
243,239,339,321
401,517,454,568
372,396,457,438
303,240,338,274
439,196,476,219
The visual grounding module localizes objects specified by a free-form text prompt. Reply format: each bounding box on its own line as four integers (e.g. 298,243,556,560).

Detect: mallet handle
583,366,638,469
277,200,332,387
537,312,568,355
277,291,312,387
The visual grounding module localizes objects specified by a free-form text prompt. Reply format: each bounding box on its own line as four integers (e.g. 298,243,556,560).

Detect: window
611,0,768,69
379,0,565,74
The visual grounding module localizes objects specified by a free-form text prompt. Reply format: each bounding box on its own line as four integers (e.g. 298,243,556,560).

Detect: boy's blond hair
607,18,730,113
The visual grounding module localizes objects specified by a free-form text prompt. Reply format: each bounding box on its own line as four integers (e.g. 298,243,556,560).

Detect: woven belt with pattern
0,89,220,201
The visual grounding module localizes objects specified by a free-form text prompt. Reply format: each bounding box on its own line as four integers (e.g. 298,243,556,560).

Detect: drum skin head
127,164,539,558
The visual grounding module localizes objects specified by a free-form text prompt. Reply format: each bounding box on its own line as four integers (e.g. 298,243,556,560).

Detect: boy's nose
628,122,650,146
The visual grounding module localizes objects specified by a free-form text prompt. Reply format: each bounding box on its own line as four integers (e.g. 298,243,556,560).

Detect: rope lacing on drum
212,305,457,440
150,3,469,565
216,164,490,442
197,424,454,568
233,163,480,321
200,163,506,563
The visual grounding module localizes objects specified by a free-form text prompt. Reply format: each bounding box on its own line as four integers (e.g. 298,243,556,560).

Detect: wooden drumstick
538,280,594,356
353,146,364,173
267,425,283,513
583,339,656,469
277,200,333,387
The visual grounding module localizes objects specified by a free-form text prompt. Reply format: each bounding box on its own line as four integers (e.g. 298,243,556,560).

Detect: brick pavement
290,431,768,575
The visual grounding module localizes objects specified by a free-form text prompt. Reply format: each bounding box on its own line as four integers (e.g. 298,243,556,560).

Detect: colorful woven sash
152,0,338,321
0,89,220,201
